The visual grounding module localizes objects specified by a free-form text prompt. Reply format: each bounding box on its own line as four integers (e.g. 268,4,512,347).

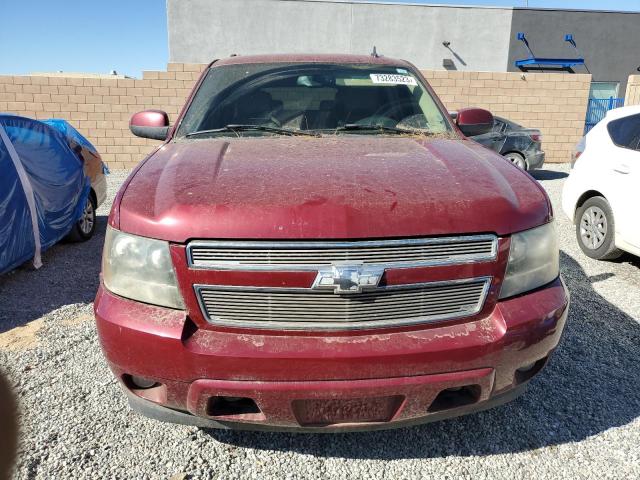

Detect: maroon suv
95,54,569,432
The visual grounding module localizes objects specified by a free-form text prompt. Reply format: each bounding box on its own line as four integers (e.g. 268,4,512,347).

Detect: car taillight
530,133,542,142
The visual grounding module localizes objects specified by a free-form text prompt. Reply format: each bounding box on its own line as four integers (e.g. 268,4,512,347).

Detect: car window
493,119,506,133
607,113,640,151
176,63,451,137
503,120,523,132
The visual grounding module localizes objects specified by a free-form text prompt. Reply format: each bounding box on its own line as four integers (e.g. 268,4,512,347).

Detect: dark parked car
469,116,545,170
95,54,568,432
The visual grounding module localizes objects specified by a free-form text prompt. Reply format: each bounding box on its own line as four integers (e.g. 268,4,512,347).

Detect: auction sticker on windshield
370,73,418,86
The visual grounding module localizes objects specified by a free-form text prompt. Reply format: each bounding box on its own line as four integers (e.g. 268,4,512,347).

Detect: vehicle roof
212,53,414,69
604,104,640,121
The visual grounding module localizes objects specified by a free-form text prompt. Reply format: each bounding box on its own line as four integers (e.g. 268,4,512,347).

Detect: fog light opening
127,375,158,389
207,396,262,417
519,362,537,372
428,385,481,413
122,374,167,403
515,356,549,385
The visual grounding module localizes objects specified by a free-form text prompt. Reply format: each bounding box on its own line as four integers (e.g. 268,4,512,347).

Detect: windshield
176,63,452,138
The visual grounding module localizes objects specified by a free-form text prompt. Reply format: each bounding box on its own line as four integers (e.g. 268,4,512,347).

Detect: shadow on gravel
207,251,640,459
0,216,107,333
530,169,568,181
612,253,640,269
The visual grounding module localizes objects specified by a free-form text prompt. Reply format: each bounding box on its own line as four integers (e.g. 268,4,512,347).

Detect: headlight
499,221,559,299
102,226,185,309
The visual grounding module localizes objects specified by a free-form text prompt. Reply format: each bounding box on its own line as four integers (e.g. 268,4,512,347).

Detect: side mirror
456,108,494,137
129,110,170,140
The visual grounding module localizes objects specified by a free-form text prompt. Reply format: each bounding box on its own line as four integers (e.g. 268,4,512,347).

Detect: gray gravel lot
1,164,639,479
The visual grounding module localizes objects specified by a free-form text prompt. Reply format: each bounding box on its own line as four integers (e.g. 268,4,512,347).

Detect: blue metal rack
515,57,586,72
514,33,586,73
584,97,625,134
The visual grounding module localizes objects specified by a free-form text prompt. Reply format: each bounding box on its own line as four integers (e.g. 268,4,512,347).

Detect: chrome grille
195,278,491,330
187,235,497,270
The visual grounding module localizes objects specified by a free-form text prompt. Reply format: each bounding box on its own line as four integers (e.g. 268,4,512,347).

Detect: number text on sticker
370,74,418,86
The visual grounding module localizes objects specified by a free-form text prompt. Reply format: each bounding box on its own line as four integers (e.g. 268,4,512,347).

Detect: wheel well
502,151,528,168
89,188,97,207
574,190,604,220
503,151,524,158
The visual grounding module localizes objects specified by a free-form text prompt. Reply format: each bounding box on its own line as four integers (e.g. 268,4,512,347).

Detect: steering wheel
251,109,284,128
372,100,421,121
354,100,426,128
265,114,283,128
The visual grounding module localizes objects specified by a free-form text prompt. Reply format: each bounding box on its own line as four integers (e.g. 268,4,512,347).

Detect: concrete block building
167,0,640,97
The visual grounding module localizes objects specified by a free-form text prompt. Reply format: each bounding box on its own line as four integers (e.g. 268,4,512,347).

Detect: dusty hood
118,136,550,242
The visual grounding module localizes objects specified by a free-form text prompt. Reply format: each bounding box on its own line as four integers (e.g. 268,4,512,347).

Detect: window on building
589,82,620,100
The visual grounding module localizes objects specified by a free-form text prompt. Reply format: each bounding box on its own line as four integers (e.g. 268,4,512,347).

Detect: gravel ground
1,164,639,479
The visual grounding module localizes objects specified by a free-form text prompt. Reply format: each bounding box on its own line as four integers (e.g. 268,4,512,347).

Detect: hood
118,136,550,242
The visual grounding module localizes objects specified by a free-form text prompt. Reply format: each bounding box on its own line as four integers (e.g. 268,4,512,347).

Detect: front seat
302,100,337,130
335,88,381,125
232,91,277,125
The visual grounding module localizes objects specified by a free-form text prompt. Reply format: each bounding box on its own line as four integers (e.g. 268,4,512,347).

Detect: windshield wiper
334,124,422,135
185,124,319,138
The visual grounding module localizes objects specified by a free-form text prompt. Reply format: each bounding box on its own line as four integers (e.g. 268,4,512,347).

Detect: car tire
503,152,527,170
66,195,97,242
575,196,623,260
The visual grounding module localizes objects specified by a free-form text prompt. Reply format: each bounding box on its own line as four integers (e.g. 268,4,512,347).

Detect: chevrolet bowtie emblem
312,265,385,294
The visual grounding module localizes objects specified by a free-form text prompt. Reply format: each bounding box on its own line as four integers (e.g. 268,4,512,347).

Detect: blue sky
1,0,638,77
0,0,168,78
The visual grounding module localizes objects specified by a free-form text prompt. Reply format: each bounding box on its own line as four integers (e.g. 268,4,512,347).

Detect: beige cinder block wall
624,75,640,106
423,71,591,164
0,64,589,168
0,63,206,169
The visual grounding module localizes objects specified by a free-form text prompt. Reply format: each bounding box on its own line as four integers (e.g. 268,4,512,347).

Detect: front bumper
124,380,528,433
561,172,580,223
92,172,108,208
95,277,569,431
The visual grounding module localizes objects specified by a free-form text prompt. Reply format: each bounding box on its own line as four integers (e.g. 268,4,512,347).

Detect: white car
562,105,640,260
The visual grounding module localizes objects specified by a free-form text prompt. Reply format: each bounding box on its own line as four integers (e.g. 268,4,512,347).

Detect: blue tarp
42,118,99,156
0,114,91,274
